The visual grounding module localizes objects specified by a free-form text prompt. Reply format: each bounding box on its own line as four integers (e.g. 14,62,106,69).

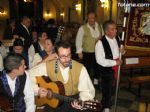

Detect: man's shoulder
82,24,88,28
45,59,57,68
72,60,83,67
46,59,56,64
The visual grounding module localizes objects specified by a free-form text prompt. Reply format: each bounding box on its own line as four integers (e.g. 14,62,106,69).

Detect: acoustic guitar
35,76,101,111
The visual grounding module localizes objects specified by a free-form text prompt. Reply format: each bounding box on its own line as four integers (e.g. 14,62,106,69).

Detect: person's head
61,27,72,41
21,16,31,28
103,20,117,38
4,53,26,75
55,41,71,67
8,19,15,28
44,38,54,53
13,38,24,54
87,11,97,26
38,31,48,43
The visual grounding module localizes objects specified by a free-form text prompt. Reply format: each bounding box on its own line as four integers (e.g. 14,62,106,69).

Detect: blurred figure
32,30,38,43
13,16,32,53
0,41,7,58
46,18,58,42
3,19,16,40
61,26,78,60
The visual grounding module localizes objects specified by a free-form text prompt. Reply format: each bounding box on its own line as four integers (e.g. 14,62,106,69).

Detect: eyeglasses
58,54,71,59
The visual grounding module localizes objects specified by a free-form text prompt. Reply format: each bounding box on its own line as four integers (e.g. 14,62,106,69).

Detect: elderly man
95,20,124,112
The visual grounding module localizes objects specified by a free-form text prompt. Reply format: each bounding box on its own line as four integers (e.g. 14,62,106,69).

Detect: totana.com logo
118,2,150,7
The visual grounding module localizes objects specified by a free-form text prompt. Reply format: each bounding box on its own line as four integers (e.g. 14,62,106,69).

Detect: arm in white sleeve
24,71,36,112
31,53,42,68
95,40,117,67
75,26,84,53
78,66,95,101
28,63,47,96
28,45,35,60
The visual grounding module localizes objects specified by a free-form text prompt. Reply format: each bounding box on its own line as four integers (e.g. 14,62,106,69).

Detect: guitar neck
52,92,76,103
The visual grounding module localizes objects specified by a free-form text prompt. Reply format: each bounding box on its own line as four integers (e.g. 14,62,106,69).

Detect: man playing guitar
29,41,97,112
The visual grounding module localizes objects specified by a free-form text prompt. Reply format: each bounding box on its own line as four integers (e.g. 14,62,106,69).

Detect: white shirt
6,71,35,112
76,22,103,53
28,43,44,61
28,62,95,101
95,35,120,67
0,45,7,58
31,53,42,68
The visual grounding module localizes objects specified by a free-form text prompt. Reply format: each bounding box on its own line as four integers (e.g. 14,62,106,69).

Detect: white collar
87,22,98,29
105,35,115,41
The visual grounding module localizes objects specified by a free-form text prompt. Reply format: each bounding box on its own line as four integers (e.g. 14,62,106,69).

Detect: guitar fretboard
52,92,76,103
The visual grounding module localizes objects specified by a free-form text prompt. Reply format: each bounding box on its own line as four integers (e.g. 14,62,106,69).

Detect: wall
63,0,82,23
43,0,56,21
0,0,9,39
112,0,118,22
0,0,9,20
96,1,105,24
96,0,118,24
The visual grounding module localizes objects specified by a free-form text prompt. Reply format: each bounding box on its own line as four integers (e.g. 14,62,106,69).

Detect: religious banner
125,0,150,51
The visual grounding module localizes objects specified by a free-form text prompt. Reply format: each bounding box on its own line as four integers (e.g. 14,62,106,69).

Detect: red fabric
112,58,119,80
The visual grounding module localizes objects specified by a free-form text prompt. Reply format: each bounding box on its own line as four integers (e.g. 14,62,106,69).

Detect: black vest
0,71,27,112
33,41,42,54
97,36,120,75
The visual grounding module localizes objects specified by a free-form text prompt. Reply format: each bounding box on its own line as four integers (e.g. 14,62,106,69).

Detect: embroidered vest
0,71,26,112
97,36,120,74
46,60,83,96
82,24,102,53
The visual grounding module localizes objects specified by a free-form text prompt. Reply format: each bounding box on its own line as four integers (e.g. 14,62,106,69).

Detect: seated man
0,53,35,112
28,41,95,112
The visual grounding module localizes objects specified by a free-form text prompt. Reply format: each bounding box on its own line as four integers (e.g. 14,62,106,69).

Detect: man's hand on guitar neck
71,100,83,110
38,88,48,98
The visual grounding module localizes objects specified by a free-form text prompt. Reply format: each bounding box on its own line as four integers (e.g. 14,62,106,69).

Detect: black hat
13,38,24,46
